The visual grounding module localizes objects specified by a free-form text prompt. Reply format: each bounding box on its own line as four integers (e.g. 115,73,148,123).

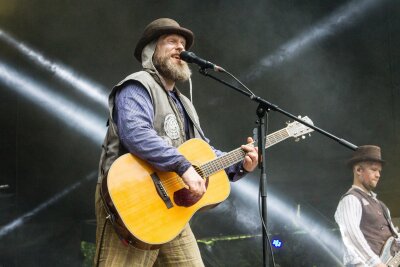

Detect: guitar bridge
150,173,173,209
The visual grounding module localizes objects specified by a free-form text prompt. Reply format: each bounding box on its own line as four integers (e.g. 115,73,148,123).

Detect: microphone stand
198,68,357,267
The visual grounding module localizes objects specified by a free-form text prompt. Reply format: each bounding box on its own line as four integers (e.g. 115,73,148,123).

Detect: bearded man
94,18,258,266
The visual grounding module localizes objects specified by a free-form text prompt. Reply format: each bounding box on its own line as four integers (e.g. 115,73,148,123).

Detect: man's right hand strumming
181,166,206,196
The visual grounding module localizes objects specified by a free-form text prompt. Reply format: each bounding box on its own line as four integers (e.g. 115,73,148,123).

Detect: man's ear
355,165,362,174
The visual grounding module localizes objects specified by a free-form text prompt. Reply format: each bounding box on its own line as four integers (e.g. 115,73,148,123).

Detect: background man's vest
347,188,394,255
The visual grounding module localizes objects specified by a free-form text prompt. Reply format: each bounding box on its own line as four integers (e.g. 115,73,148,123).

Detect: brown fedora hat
347,145,385,167
134,18,194,62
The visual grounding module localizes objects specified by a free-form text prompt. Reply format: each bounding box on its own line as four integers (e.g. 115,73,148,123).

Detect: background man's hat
134,18,194,62
347,145,385,167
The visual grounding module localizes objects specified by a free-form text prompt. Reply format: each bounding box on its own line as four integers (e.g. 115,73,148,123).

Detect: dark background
0,0,399,266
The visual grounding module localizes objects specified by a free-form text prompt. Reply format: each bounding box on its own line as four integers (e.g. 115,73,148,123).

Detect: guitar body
101,138,230,249
100,117,314,250
381,236,400,266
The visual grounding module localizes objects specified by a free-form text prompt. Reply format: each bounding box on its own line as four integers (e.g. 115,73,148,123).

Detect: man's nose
176,42,184,51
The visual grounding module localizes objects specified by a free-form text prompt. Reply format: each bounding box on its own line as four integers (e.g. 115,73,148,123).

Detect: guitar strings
160,129,290,189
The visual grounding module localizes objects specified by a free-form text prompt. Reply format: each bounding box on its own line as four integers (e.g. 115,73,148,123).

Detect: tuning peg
302,135,306,139
308,134,311,137
295,138,300,142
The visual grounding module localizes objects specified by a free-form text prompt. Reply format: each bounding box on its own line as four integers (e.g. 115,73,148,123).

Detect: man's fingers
189,178,206,196
241,136,259,172
182,166,206,196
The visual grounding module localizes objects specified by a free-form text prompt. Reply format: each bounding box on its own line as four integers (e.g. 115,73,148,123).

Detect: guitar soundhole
173,178,209,207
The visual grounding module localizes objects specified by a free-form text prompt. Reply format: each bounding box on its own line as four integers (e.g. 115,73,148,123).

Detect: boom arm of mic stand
198,68,358,151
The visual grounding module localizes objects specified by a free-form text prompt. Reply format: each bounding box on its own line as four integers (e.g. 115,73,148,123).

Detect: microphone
180,51,224,72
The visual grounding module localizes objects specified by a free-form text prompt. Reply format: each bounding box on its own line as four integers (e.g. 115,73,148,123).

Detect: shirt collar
351,185,377,199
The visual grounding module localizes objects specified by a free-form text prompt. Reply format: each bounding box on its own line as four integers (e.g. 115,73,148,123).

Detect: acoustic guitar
101,116,313,249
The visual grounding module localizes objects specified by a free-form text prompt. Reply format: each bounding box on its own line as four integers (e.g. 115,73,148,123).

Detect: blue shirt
114,81,245,181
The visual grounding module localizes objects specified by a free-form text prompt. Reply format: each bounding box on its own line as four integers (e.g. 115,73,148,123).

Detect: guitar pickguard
174,178,209,207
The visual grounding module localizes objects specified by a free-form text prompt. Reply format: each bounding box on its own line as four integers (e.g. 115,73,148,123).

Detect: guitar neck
199,128,290,177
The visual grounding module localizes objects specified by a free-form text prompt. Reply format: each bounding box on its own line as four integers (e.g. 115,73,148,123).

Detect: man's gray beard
153,54,192,82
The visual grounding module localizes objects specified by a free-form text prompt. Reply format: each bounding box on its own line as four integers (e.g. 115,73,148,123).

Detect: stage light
0,29,108,108
272,238,283,248
245,0,381,82
0,61,106,144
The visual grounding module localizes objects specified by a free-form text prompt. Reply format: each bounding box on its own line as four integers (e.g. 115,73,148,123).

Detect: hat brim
134,26,194,62
347,157,385,168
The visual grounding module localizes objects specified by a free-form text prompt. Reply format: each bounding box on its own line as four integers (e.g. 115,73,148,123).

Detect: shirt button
380,226,384,230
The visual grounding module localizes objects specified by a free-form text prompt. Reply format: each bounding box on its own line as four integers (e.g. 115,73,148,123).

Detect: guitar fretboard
198,128,290,177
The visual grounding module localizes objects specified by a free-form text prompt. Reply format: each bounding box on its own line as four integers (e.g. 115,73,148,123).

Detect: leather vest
347,188,394,255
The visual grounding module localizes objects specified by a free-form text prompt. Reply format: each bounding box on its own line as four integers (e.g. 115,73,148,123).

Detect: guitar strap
178,97,207,141
379,201,399,239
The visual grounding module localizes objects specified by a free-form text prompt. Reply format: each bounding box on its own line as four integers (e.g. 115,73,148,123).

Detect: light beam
0,61,106,144
0,172,96,238
245,0,382,82
231,178,343,264
0,29,108,108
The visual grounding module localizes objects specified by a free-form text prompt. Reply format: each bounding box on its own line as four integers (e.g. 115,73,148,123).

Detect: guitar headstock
286,116,314,140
